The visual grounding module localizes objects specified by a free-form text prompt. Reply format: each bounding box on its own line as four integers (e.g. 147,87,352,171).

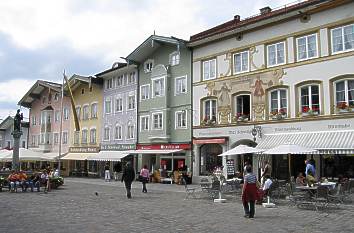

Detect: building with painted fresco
94,62,138,173
189,0,354,181
18,80,71,170
61,75,103,176
126,35,192,176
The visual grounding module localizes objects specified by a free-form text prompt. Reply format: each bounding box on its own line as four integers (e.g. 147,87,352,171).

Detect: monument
11,109,23,171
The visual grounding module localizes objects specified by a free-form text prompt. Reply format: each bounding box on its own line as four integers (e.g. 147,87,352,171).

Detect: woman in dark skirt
241,165,258,218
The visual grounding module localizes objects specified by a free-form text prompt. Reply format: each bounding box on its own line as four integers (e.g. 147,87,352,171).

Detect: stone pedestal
11,130,23,171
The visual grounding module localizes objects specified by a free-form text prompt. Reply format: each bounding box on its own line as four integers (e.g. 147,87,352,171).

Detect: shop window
269,89,288,119
199,144,222,176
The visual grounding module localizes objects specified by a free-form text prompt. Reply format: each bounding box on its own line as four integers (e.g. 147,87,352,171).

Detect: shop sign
193,138,227,144
101,144,136,151
69,147,99,153
136,143,191,150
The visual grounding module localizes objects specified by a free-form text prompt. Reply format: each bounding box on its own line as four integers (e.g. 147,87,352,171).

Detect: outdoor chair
182,178,197,200
314,185,330,211
285,183,307,206
268,180,280,203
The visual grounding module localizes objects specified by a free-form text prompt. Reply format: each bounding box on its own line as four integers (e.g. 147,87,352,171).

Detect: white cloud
0,79,35,103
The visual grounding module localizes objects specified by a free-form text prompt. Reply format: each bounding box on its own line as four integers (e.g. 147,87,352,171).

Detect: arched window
202,98,217,123
114,124,123,140
104,126,110,141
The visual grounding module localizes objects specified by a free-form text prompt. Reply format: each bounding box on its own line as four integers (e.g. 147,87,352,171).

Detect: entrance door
200,144,222,175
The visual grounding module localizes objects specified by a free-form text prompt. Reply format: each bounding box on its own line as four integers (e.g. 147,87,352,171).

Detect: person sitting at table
7,170,20,192
29,173,41,192
305,159,316,186
296,172,306,186
18,170,29,192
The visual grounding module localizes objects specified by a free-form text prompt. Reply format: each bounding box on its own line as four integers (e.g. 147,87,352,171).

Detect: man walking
121,162,135,199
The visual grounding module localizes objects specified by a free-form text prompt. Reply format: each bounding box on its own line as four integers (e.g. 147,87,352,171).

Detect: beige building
189,0,354,181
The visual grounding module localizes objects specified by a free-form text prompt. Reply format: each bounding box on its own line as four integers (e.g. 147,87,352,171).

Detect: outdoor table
319,182,336,190
295,185,318,199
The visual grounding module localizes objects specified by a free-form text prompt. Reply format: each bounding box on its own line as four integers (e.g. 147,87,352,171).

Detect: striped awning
87,151,129,161
61,153,95,160
256,130,354,154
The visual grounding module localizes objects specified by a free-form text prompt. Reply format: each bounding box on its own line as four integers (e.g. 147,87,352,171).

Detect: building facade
0,116,29,150
63,75,103,176
18,80,71,170
189,0,354,180
95,63,138,172
127,35,193,175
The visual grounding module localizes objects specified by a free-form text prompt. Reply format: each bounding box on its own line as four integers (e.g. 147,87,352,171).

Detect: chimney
234,15,240,22
260,6,271,15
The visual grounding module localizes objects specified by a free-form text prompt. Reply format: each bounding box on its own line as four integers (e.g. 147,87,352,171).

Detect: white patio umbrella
0,149,12,161
218,144,264,156
2,148,46,162
263,144,317,179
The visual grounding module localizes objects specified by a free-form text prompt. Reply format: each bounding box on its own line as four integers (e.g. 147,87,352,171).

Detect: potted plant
336,102,348,113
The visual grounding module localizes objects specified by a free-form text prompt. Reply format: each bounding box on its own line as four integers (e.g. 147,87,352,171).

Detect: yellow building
61,75,103,176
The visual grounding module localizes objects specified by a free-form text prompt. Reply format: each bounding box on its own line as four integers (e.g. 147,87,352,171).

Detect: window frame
81,129,88,144
269,88,288,118
152,76,166,98
91,103,98,119
82,104,89,120
140,84,150,101
140,115,150,132
296,33,318,61
334,79,354,109
234,94,251,120
114,124,123,140
105,97,112,114
127,124,135,140
90,128,97,144
175,111,187,129
175,75,187,95
169,51,180,66
299,84,321,114
203,98,217,122
103,126,110,141
267,41,286,67
127,94,135,110
331,23,354,55
144,59,154,73
202,58,216,81
233,50,249,74
152,112,163,130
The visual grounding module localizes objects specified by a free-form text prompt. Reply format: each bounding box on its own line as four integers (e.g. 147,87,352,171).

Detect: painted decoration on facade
201,68,285,124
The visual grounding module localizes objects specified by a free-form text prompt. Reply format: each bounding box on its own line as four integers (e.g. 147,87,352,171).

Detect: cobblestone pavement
0,178,353,233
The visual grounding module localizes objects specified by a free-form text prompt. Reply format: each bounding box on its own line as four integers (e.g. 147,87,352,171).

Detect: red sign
136,143,191,150
193,138,227,144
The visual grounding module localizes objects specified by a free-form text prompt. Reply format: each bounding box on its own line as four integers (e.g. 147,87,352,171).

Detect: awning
61,153,95,160
1,148,47,161
256,130,354,154
129,149,183,154
88,151,129,161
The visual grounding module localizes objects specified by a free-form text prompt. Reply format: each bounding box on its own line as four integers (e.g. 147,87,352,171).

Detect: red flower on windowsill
302,106,310,113
337,102,348,110
279,108,287,115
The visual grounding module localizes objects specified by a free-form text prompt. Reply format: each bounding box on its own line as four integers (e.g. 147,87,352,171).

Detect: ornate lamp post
12,109,23,171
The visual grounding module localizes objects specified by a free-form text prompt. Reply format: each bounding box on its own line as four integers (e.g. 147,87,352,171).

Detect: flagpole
58,71,65,176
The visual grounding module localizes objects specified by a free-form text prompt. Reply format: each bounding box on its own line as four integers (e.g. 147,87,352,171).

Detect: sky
0,0,291,121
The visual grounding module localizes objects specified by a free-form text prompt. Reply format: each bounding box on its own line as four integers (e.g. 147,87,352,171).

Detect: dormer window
144,59,154,73
170,51,180,66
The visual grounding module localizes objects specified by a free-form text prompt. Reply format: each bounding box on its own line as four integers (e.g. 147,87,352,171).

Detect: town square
0,0,354,232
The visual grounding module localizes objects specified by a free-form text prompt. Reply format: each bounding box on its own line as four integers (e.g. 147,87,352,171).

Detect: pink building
18,80,72,158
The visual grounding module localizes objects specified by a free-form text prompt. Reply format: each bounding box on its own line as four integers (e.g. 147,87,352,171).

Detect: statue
14,109,23,132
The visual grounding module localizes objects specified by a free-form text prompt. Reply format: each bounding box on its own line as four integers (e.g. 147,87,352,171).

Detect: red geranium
302,106,310,113
337,102,347,109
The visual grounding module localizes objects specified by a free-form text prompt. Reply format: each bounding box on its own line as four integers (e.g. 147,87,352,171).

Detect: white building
189,0,354,181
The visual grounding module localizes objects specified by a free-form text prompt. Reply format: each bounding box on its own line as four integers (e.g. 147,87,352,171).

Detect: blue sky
0,0,290,120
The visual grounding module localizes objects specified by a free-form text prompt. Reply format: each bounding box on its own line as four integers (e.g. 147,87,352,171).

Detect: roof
95,62,127,77
65,74,103,92
0,116,29,130
126,35,187,63
18,80,62,108
189,0,336,46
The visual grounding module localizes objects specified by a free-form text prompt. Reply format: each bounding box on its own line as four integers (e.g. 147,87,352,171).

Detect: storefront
133,143,192,177
61,146,99,176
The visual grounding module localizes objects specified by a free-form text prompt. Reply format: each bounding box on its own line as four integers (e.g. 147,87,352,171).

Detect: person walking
121,162,135,199
104,162,111,182
113,162,121,181
242,165,258,218
140,165,149,193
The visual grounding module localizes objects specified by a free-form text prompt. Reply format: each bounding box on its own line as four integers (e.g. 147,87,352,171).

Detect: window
116,75,124,87
82,129,88,144
233,51,249,73
269,89,288,117
31,135,36,146
335,79,354,109
42,96,46,104
152,112,163,130
54,133,59,144
75,106,81,120
203,99,217,122
90,129,96,144
152,77,165,97
114,125,122,140
63,107,69,120
74,131,80,145
128,95,135,110
106,78,113,89
105,98,112,114
54,111,60,122
267,41,285,67
31,115,36,125
22,141,26,148
54,93,59,101
170,52,180,66
104,127,110,141
83,105,89,120
127,125,134,139
331,24,354,54
300,85,320,114
91,103,98,118
202,59,216,81
175,111,187,129
140,116,149,131
144,60,154,73
128,72,136,84
175,76,187,95
235,95,251,120
115,97,123,112
296,34,318,61
63,132,68,144
140,85,150,100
